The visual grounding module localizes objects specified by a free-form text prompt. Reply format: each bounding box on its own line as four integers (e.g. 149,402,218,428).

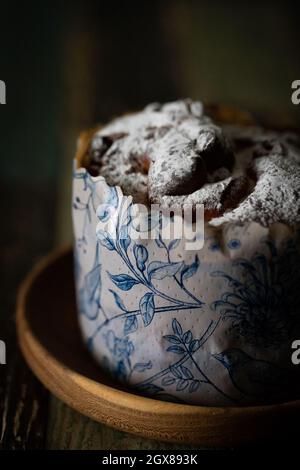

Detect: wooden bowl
16,248,300,447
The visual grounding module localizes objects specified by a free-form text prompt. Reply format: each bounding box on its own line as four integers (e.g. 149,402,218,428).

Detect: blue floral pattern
73,166,300,405
211,239,300,349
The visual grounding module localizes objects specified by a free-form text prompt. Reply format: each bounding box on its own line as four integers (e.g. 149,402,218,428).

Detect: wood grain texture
17,248,300,448
47,396,198,450
0,185,53,449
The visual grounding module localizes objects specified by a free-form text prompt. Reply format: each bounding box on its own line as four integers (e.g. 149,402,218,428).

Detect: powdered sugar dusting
88,99,300,228
211,154,300,227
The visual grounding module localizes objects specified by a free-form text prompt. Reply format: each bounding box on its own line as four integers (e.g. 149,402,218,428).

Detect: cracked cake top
81,99,300,227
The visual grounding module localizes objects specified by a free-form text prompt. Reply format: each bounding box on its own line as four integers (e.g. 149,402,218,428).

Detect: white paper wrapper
72,164,300,406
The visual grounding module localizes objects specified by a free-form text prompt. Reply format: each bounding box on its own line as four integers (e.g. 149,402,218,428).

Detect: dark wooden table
1,0,299,450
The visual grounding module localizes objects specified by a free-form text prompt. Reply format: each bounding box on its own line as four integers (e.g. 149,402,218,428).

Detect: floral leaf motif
163,335,181,344
176,379,188,391
109,289,127,312
97,204,113,223
162,377,176,386
179,365,193,379
167,345,185,354
211,240,300,349
97,230,115,251
189,380,200,393
108,273,139,291
211,299,222,311
168,239,180,251
133,361,152,372
85,264,101,299
170,365,182,378
180,255,199,282
182,330,193,344
139,293,155,326
79,288,98,321
133,244,148,272
81,261,102,319
172,318,183,337
119,226,131,251
124,315,138,335
104,330,135,382
147,261,183,280
211,271,243,288
189,339,200,353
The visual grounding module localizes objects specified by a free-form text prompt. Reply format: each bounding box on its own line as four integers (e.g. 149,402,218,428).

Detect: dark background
0,0,299,449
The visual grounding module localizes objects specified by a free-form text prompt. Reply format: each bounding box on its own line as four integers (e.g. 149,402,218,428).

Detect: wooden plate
16,248,300,447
